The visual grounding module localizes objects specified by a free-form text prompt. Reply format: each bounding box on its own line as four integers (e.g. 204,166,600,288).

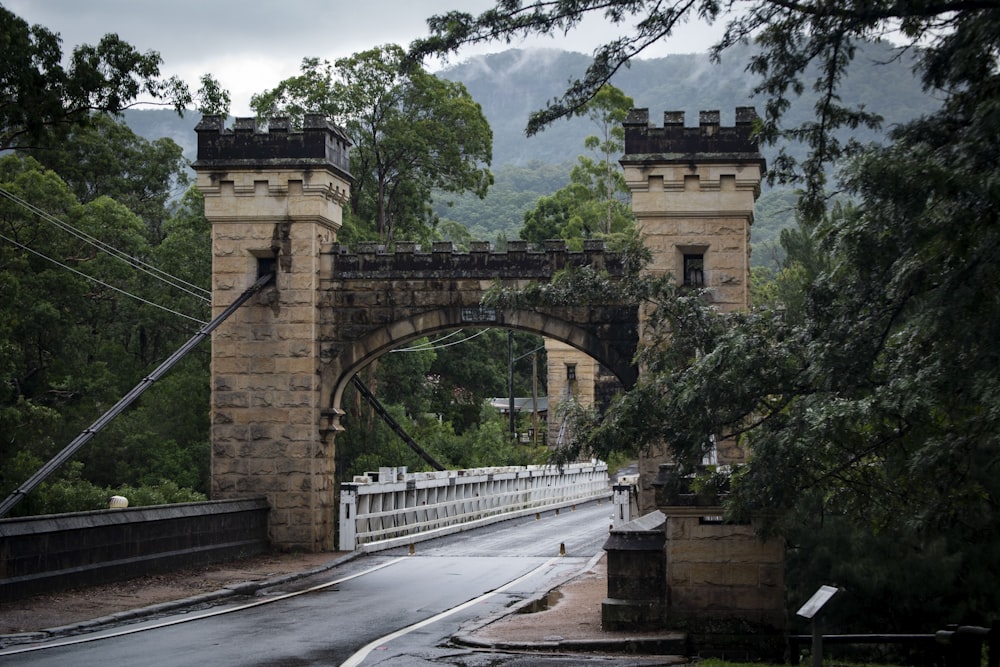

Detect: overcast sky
7,1,725,116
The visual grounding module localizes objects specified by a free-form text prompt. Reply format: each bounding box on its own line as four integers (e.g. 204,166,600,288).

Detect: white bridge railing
338,462,610,552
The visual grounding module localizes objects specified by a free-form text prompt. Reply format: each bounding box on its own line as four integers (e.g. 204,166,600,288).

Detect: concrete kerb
0,551,366,646
449,550,688,657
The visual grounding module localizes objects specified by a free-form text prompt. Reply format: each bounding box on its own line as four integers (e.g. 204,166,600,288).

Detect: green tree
78,188,213,493
0,159,212,511
520,85,635,246
577,85,634,235
426,329,538,435
28,114,189,243
0,156,149,492
520,189,578,245
195,74,231,116
431,0,1000,628
0,5,190,152
251,45,493,244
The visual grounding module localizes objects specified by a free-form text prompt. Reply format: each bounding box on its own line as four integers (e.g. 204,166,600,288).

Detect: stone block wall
603,504,785,658
193,116,352,552
663,509,786,659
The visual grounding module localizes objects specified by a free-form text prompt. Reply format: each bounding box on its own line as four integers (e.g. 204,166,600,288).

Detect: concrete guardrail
0,497,269,600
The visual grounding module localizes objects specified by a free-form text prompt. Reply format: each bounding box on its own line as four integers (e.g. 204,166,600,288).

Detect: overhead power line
391,328,493,353
0,231,207,325
0,186,210,302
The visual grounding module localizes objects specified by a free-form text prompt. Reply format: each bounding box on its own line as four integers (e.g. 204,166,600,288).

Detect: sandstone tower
621,108,765,510
602,110,784,655
193,116,352,551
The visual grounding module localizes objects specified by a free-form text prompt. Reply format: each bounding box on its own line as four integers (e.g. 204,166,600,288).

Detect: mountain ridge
123,42,936,250
126,41,933,169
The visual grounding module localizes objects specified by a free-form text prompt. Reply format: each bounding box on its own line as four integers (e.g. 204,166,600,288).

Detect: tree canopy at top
411,0,999,214
0,5,194,152
251,45,493,245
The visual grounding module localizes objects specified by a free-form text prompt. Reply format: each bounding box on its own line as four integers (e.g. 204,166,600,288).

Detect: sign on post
797,585,840,667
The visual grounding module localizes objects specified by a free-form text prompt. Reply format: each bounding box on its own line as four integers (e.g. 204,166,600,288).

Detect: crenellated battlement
622,107,762,160
192,114,352,180
326,239,625,280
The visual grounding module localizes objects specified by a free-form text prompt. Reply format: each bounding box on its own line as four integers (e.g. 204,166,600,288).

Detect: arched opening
325,307,636,433
324,308,635,484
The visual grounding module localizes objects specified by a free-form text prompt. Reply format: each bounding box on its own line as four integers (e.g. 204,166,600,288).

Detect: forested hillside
125,40,935,258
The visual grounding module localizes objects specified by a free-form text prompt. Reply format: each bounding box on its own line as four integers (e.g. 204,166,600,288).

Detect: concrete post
338,484,358,551
602,510,667,631
612,483,633,528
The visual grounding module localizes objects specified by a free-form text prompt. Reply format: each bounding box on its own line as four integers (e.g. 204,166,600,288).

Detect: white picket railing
339,462,610,552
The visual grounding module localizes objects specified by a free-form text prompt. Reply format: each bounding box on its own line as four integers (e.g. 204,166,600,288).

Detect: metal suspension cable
0,231,207,325
351,375,446,472
0,187,211,301
0,270,275,518
390,328,492,353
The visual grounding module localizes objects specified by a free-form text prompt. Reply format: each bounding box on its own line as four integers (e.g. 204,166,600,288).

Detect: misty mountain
437,40,933,167
124,41,936,254
128,40,933,169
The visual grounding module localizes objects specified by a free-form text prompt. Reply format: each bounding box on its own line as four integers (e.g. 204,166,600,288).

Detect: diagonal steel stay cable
0,270,274,518
0,231,207,325
0,186,211,301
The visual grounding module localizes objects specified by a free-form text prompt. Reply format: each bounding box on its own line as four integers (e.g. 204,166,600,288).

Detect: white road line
340,556,561,667
0,557,408,657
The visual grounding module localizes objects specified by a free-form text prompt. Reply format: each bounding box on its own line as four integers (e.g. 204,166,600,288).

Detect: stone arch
324,306,638,432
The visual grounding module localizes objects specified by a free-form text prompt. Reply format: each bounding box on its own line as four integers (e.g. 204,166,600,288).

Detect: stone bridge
193,109,763,551
321,239,639,433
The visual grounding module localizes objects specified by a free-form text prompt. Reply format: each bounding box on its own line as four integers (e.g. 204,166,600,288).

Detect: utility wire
391,328,468,351
391,328,493,353
0,186,210,302
0,231,207,325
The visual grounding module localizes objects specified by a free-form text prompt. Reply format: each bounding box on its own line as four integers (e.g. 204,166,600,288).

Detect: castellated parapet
622,108,763,161
326,239,625,280
194,114,352,178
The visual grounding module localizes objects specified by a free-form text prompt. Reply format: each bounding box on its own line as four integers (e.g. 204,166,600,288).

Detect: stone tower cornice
621,108,766,170
192,114,353,184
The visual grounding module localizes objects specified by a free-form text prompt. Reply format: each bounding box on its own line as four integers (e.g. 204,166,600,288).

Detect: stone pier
193,115,352,551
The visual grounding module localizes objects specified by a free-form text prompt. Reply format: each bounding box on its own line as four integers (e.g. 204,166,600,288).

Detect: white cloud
6,0,726,115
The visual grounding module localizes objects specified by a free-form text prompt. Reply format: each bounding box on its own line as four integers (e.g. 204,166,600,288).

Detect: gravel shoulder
0,550,341,635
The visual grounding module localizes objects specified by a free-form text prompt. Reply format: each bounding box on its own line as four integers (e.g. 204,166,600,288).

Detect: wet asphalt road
0,500,673,666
